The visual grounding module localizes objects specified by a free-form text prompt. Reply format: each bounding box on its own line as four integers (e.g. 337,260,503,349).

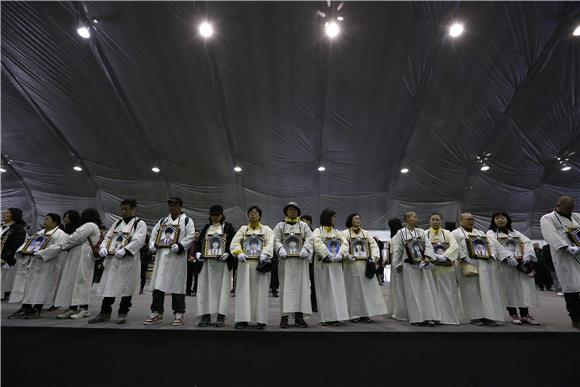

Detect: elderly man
540,196,580,329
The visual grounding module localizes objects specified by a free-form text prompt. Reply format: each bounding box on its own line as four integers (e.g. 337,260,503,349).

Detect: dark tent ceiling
1,1,579,237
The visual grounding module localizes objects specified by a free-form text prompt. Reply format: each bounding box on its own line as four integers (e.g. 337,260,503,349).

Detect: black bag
256,259,272,273
365,259,377,279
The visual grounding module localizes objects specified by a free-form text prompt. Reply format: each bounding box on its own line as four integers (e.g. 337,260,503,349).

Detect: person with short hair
540,196,580,329
145,197,196,327
230,206,274,329
89,199,147,324
7,213,66,319
341,213,387,323
312,209,349,326
273,202,313,328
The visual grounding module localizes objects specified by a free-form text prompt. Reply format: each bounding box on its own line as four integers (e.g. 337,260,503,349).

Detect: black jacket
1,223,27,266
198,222,236,270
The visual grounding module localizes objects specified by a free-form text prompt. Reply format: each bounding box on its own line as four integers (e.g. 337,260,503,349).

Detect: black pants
564,292,580,322
22,304,43,312
186,261,203,294
140,262,149,290
151,289,185,314
309,262,317,310
100,296,132,315
270,256,279,293
533,263,552,290
506,307,529,317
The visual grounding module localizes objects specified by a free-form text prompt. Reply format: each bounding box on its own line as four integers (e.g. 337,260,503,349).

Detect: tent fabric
1,1,579,238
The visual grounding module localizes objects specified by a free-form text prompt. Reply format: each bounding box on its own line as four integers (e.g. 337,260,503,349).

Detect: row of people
2,195,579,329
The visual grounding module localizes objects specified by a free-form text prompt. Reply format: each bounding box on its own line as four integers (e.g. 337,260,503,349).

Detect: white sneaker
57,309,77,319
172,313,184,326
70,309,90,319
557,292,564,296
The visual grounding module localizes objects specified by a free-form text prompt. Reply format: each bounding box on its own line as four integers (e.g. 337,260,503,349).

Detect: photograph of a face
205,234,226,257
404,238,425,263
498,237,524,260
107,232,130,255
432,242,449,256
349,238,368,258
155,224,181,248
21,234,51,255
324,237,341,256
243,235,264,258
467,236,492,259
283,234,303,257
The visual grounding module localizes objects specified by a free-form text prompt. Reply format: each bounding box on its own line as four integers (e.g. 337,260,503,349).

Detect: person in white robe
145,197,195,327
273,202,313,328
1,208,27,302
312,208,349,326
87,199,147,324
486,211,539,325
7,213,66,319
426,213,463,325
230,205,274,329
386,218,407,321
196,205,236,328
451,213,509,326
392,211,441,326
540,196,580,329
50,208,102,319
341,213,387,323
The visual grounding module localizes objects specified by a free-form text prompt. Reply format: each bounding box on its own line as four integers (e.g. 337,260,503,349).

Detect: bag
460,261,479,277
256,259,272,273
365,259,377,279
87,237,101,260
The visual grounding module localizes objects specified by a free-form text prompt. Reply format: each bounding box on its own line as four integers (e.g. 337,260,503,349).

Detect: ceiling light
574,25,580,37
317,166,326,172
73,165,83,172
480,164,490,171
400,168,409,174
76,25,91,39
561,165,572,171
199,22,214,38
449,23,464,38
0,167,6,173
234,166,242,173
325,21,340,38
337,16,344,21
151,166,160,173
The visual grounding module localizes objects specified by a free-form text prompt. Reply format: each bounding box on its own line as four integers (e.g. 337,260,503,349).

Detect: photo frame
431,242,452,266
349,237,368,259
466,236,493,259
324,237,341,256
282,233,303,257
404,238,425,264
20,234,52,255
107,232,130,255
498,236,524,260
155,224,180,248
565,227,580,248
243,234,264,258
204,234,226,258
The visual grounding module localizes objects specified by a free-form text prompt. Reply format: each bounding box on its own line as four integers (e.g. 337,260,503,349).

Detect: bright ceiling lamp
480,164,490,171
449,23,464,38
317,166,326,172
400,168,409,174
151,166,161,173
199,21,214,38
234,166,242,173
73,165,83,172
0,166,6,173
325,21,340,38
574,25,580,37
561,165,572,171
76,24,91,39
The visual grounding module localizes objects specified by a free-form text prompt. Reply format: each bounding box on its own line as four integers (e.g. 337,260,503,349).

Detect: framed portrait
282,233,303,257
466,236,492,259
404,238,425,264
349,237,368,259
565,227,580,248
324,237,341,256
155,224,180,248
431,242,452,266
205,234,226,258
498,237,524,260
21,234,52,255
243,234,264,258
107,232,130,255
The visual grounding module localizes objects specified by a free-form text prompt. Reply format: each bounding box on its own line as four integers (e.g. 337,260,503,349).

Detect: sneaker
557,292,564,296
70,309,90,319
295,314,309,328
214,314,226,328
116,314,128,325
573,321,580,330
482,319,499,326
257,323,266,330
470,319,484,326
144,312,163,325
350,318,361,323
57,309,78,319
23,310,41,319
279,315,289,329
172,313,184,326
510,315,522,325
198,314,211,327
7,309,27,319
89,313,111,324
521,315,540,326
234,321,248,329
271,291,279,298
359,317,372,323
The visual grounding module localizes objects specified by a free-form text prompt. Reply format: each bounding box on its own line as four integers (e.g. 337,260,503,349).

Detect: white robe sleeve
391,231,404,267
230,226,246,256
149,220,161,250
487,232,510,261
517,231,536,261
38,229,67,262
124,220,147,256
273,222,284,254
337,231,349,258
312,228,328,257
302,224,314,253
540,214,570,250
99,223,116,251
422,230,435,259
262,226,274,258
60,223,98,250
442,230,459,261
368,232,380,262
178,217,196,252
